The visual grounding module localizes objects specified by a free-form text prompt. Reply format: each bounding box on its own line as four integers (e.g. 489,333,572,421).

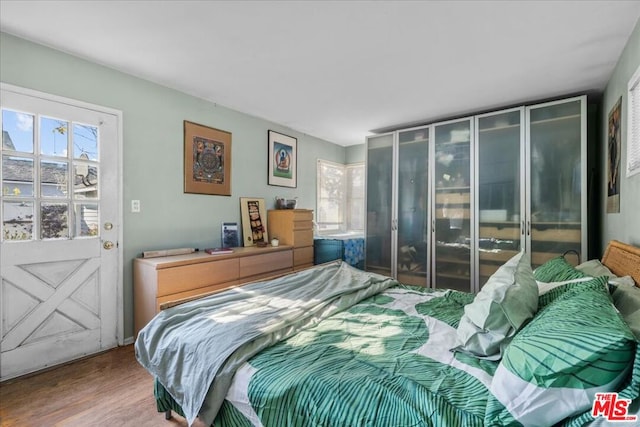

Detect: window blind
316,159,365,233
316,159,345,231
346,163,365,231
628,64,640,177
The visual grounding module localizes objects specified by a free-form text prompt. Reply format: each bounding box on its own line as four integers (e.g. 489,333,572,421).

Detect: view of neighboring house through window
316,159,364,234
1,109,100,241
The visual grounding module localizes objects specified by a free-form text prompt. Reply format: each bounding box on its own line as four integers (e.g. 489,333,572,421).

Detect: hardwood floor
0,344,187,427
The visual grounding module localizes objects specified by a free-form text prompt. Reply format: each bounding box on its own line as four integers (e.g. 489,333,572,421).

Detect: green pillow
533,256,588,282
454,251,538,360
537,276,603,310
486,276,635,426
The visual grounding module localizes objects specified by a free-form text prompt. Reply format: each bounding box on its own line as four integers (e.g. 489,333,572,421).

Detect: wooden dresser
133,245,293,336
268,209,314,270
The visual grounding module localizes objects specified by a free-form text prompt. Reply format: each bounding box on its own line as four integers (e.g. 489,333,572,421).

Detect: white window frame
627,63,640,177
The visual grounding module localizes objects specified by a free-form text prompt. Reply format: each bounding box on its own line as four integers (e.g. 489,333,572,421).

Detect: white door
0,85,121,380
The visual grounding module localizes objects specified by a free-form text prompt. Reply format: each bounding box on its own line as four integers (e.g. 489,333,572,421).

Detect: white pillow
575,259,614,277
537,277,594,296
454,251,538,360
575,259,636,287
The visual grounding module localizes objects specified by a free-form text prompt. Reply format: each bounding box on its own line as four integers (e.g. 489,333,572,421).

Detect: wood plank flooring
0,344,186,427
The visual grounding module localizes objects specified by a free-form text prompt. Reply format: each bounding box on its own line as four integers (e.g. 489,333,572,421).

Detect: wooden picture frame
240,197,268,246
268,130,297,188
184,120,231,195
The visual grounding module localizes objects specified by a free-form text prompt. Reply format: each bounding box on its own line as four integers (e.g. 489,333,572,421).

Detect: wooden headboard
602,240,640,287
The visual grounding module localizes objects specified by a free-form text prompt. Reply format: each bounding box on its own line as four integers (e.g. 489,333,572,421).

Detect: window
2,108,100,241
628,63,640,177
346,163,364,231
316,159,364,234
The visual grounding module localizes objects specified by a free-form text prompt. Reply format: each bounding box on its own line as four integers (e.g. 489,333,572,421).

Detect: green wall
0,32,346,340
345,144,365,164
601,18,640,250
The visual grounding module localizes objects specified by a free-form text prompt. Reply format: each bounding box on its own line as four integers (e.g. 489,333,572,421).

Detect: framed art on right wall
607,96,621,213
268,130,297,188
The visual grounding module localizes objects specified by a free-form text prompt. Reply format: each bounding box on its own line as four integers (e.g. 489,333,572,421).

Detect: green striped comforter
214,286,498,426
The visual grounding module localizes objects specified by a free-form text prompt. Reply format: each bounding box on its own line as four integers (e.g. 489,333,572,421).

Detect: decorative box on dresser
267,209,314,270
133,245,293,336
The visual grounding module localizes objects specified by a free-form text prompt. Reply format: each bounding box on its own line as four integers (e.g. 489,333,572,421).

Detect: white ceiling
1,1,639,146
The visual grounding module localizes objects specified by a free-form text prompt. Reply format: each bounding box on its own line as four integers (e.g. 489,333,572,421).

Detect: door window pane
3,200,33,240
41,160,69,197
41,202,69,239
75,203,99,237
73,163,98,199
2,109,34,153
73,123,99,161
40,117,69,157
2,156,34,197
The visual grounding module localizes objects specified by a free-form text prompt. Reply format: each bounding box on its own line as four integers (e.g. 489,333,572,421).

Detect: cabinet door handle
432,219,435,232
527,220,531,236
522,220,525,235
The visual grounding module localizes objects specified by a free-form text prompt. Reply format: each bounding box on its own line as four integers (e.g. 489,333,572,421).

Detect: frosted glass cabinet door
476,110,523,286
527,98,584,267
396,127,430,286
433,119,472,292
366,133,394,276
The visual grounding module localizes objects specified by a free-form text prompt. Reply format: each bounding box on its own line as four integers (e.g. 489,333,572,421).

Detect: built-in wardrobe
365,95,589,292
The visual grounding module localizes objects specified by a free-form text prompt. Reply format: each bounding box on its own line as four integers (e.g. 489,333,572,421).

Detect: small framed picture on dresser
240,197,268,246
221,222,239,248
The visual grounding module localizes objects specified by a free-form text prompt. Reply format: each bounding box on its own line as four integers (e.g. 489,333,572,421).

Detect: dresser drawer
157,258,239,297
292,220,313,231
157,279,241,310
293,230,314,247
294,246,314,266
240,250,293,278
292,210,313,222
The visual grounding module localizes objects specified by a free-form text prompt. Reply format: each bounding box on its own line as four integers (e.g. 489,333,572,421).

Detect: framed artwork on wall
240,197,268,246
184,120,231,195
268,130,297,188
607,97,622,213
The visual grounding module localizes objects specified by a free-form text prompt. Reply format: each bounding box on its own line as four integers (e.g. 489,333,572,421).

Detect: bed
135,240,640,427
